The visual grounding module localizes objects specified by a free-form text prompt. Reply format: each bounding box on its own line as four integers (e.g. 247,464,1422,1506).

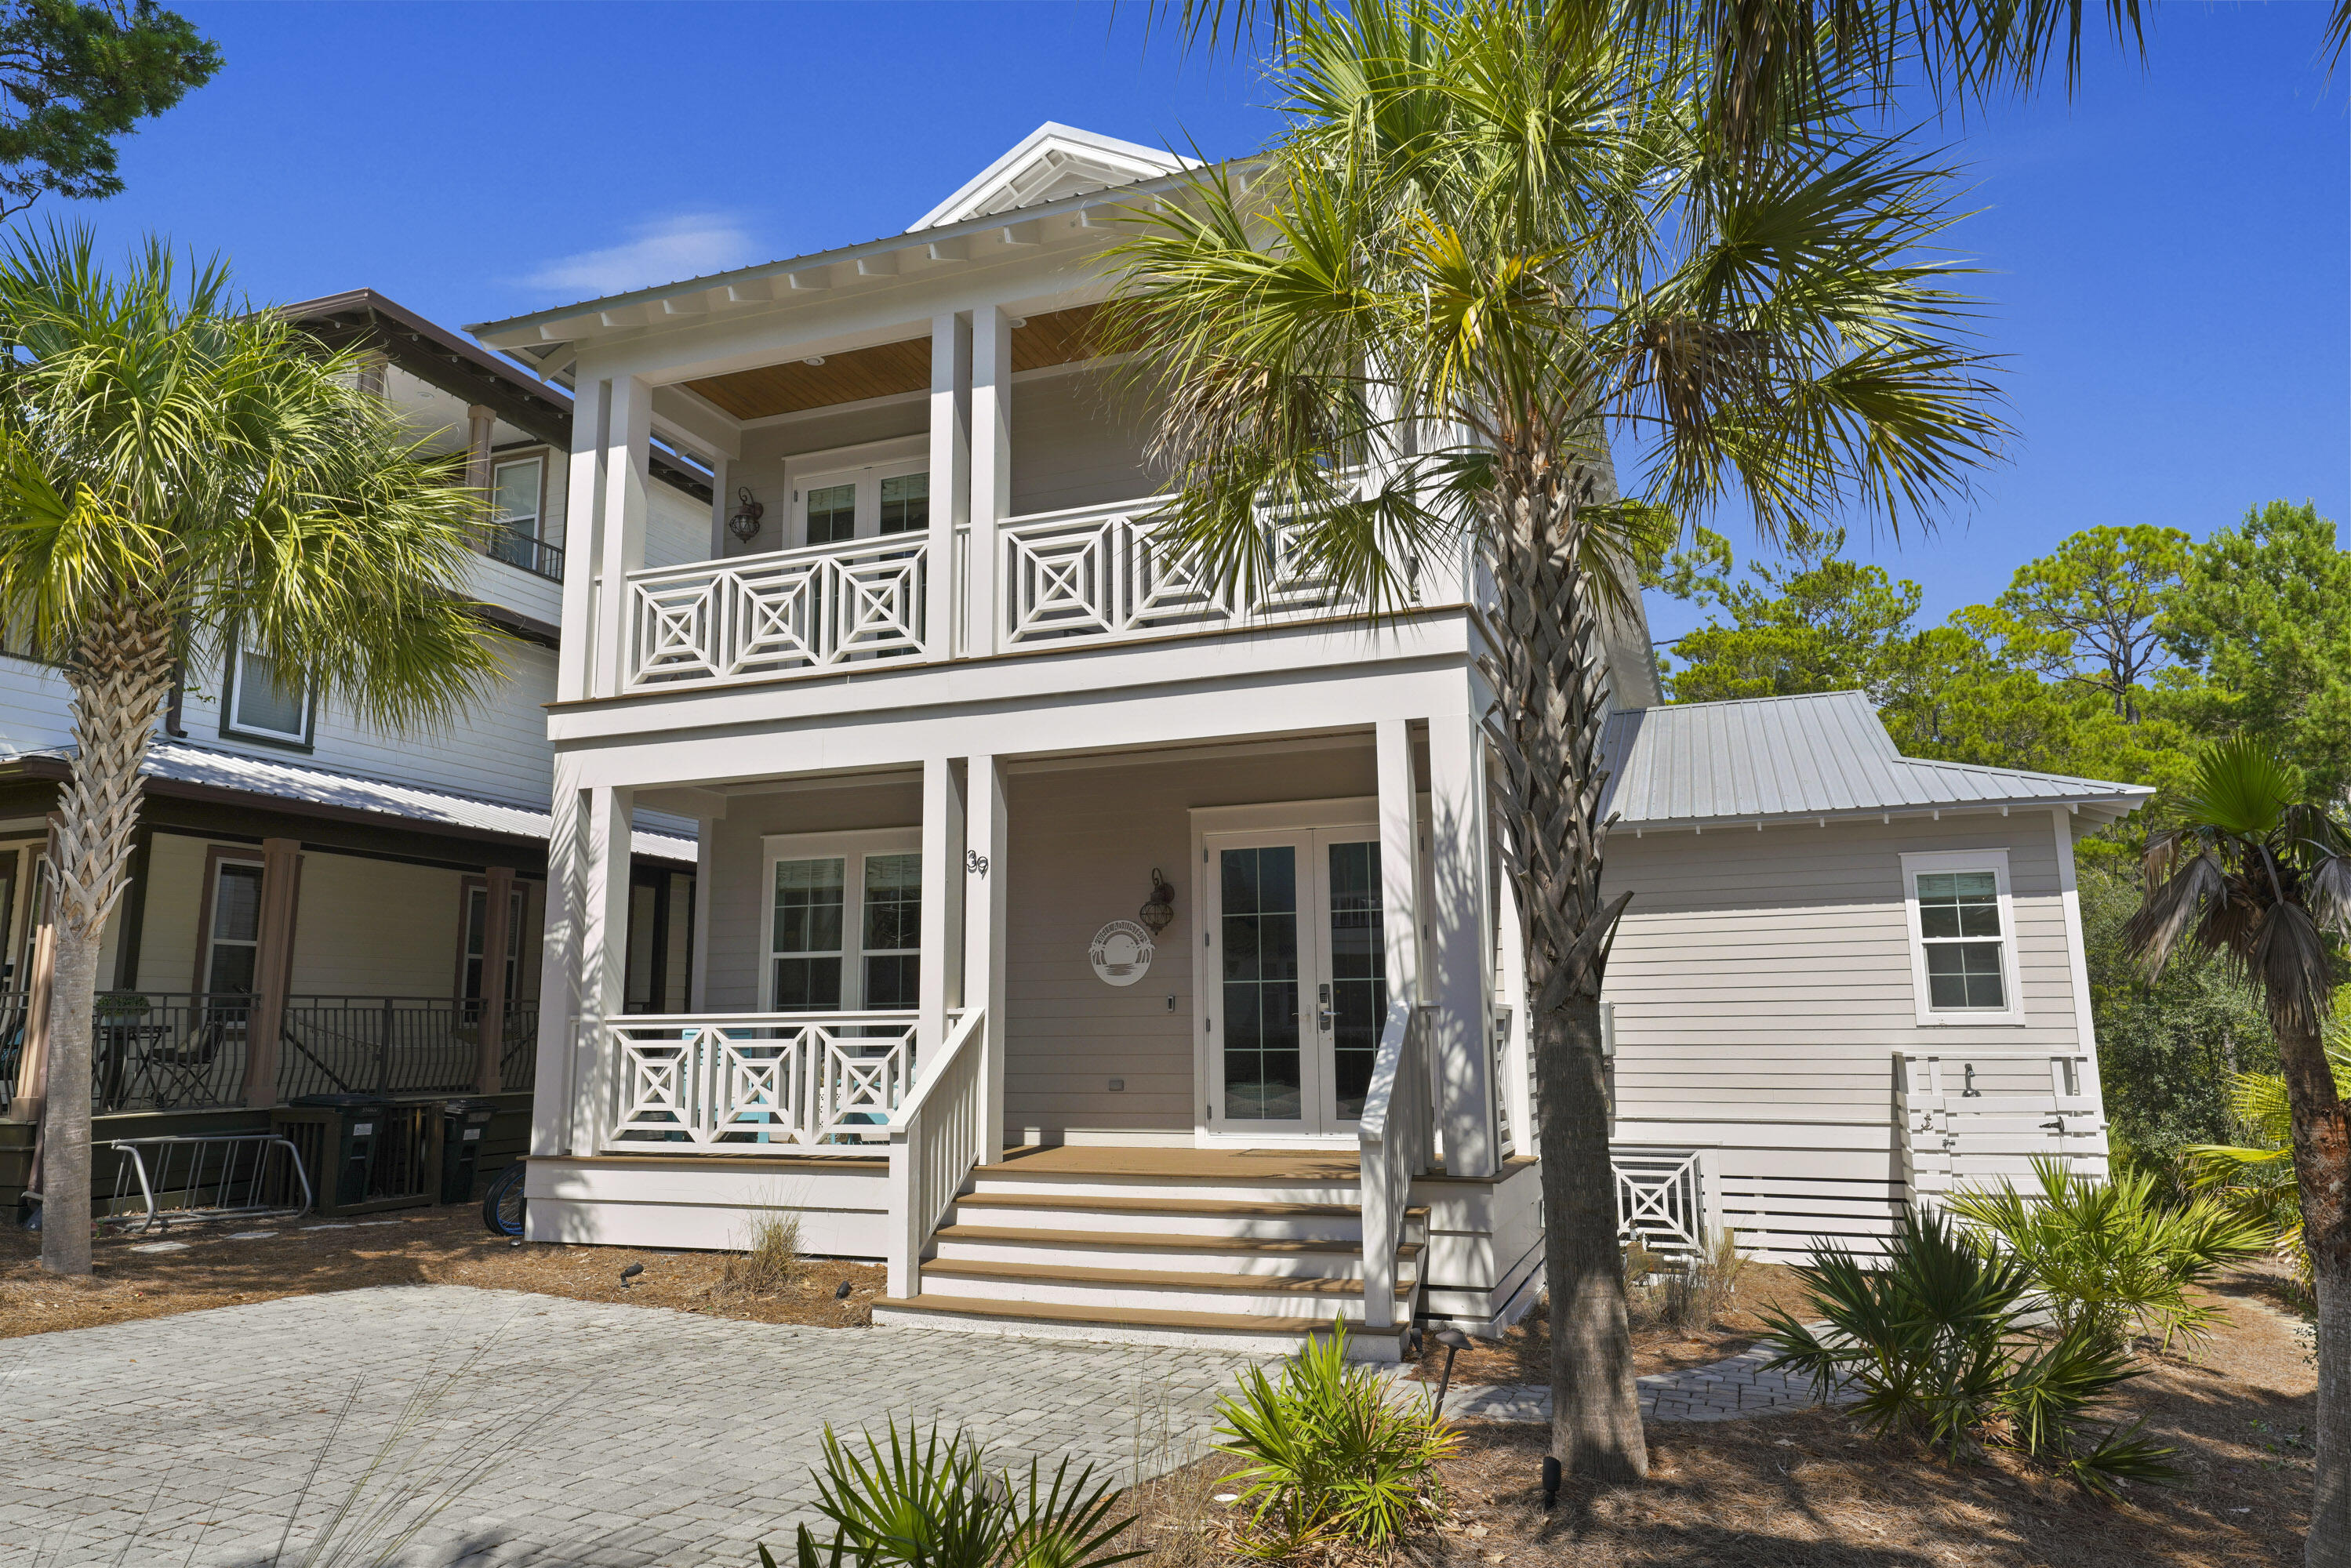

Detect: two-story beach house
0,292,708,1217
470,125,2152,1356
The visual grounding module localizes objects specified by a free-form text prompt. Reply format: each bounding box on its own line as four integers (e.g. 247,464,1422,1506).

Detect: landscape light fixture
728,487,765,544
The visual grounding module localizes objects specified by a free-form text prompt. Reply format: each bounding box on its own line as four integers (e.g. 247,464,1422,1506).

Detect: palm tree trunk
37,600,174,1276
2273,1020,2349,1567
1479,434,1646,1482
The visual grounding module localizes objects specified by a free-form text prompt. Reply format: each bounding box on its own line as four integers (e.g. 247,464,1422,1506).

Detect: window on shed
1916,870,2006,1010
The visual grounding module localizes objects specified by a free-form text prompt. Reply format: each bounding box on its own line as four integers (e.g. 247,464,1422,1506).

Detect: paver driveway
2,1284,1266,1568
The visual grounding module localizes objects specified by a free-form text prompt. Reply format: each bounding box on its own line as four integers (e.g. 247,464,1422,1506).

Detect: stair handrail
885,1007,987,1299
1357,996,1433,1330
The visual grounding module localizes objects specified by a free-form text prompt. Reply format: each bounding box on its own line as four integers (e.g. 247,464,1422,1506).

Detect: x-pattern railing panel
1001,499,1362,649
1615,1149,1707,1255
608,1012,920,1149
624,536,928,691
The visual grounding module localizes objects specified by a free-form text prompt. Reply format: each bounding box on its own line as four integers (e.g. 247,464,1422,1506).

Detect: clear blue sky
53,2,2347,639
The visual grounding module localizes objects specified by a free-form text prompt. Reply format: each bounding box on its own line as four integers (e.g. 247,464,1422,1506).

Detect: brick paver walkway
2,1285,1265,1568
1441,1336,1856,1424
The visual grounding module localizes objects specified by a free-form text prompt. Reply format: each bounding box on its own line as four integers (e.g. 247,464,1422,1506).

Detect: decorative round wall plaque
1088,920,1155,986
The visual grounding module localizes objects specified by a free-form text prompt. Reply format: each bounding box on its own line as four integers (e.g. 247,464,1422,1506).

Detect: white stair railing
1357,998,1434,1330
605,1011,920,1149
886,1007,987,1299
623,534,928,691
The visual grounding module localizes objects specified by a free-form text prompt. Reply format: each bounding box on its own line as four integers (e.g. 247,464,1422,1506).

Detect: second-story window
491,456,553,577
878,474,928,535
222,632,314,749
806,483,857,546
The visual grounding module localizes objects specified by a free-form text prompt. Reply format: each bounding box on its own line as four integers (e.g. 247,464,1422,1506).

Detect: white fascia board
544,621,1477,786
1616,793,2150,837
649,383,741,460
466,160,1228,350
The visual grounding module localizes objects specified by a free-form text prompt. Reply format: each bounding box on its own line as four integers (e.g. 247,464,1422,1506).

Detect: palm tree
2127,738,2350,1567
1104,0,2002,1479
2188,1006,2351,1290
0,230,505,1276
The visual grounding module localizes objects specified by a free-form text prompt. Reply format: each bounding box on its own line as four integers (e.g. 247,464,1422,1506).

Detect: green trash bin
437,1098,498,1204
277,1094,392,1212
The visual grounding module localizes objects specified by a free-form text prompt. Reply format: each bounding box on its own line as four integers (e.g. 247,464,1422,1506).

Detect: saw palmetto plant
2187,1008,2351,1289
2125,736,2351,1565
1102,0,2003,1479
0,227,504,1276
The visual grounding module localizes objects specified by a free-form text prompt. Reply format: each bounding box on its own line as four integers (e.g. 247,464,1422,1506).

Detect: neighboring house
0,292,709,1217
463,123,2150,1357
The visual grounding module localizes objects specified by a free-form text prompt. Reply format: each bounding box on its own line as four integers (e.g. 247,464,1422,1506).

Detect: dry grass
0,1202,886,1337
1141,1265,2317,1568
710,1210,803,1302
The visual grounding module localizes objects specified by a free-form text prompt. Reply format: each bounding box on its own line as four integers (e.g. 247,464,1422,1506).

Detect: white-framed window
785,438,929,550
220,631,314,749
492,456,543,538
202,858,264,996
1900,849,2025,1025
761,828,921,1011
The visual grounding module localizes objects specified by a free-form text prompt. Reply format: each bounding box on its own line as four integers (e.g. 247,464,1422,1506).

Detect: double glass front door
1209,829,1389,1136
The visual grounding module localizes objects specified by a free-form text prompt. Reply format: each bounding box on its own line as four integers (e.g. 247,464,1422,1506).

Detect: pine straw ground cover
1125,1268,2316,1568
0,1203,887,1338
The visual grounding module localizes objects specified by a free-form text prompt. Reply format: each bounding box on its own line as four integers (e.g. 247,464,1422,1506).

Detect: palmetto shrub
1759,1208,2177,1497
1212,1320,1455,1554
764,1421,1139,1568
1946,1156,2273,1356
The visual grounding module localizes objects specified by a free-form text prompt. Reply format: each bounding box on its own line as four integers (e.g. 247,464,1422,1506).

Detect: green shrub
1212,1319,1455,1555
1759,1207,2177,1497
763,1421,1140,1568
1945,1156,2273,1355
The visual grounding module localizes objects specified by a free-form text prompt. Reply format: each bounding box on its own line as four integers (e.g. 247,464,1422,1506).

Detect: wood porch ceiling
683,305,1105,421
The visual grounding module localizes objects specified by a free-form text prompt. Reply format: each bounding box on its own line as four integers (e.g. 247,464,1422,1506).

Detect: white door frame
1190,797,1390,1148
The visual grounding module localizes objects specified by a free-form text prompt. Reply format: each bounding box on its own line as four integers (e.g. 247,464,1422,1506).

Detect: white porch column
965,753,1008,1160
536,776,634,1167
967,307,1012,657
591,375,655,699
1375,719,1423,1005
918,757,968,1055
554,379,609,702
689,812,718,1011
928,310,972,656
1427,708,1500,1178
1492,830,1532,1157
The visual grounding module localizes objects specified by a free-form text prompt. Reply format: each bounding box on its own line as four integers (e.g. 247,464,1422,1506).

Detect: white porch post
1492,829,1532,1157
555,379,609,702
1375,719,1423,1005
928,310,971,657
918,757,968,1054
1427,708,1500,1178
532,773,633,1164
591,375,654,699
965,753,1008,1161
967,307,1012,657
705,455,731,561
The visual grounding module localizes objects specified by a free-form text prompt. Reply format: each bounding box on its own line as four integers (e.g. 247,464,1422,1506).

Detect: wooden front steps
871,1146,1426,1359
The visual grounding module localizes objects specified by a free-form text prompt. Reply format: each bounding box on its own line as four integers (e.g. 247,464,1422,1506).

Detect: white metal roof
1597,690,2153,832
38,739,696,864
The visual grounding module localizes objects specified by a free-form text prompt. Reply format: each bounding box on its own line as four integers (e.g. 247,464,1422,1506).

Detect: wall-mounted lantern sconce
728,487,765,544
1139,867,1177,935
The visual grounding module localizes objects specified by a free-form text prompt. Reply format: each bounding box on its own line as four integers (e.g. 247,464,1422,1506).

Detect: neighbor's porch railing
0,989,29,1116
1357,998,1435,1330
89,993,253,1114
280,996,483,1100
605,1010,933,1149
622,532,928,691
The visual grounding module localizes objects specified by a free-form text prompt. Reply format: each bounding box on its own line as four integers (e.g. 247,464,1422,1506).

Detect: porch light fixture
1138,868,1177,935
727,487,765,544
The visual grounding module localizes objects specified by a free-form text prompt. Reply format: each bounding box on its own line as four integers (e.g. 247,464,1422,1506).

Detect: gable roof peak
910,122,1198,232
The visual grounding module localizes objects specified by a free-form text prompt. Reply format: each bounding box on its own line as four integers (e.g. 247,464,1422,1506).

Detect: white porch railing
887,1007,988,1298
1357,998,1435,1329
997,497,1364,649
623,533,928,691
1615,1148,1710,1255
605,1011,928,1149
1896,1049,2107,1210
